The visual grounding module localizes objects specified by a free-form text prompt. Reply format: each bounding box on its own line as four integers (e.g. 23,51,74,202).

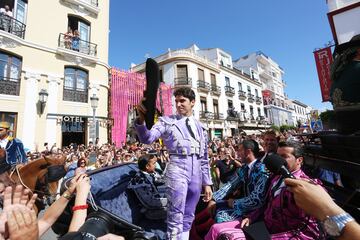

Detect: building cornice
220,66,262,87
132,49,220,73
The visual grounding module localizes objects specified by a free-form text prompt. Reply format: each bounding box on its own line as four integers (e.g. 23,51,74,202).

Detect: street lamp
204,110,213,139
90,94,99,145
38,89,48,115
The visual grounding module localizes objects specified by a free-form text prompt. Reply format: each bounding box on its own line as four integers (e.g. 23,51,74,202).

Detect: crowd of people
0,86,360,240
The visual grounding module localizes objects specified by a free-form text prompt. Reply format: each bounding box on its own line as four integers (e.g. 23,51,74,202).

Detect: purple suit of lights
135,115,212,239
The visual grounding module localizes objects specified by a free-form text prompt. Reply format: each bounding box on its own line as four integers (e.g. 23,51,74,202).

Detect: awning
241,129,262,135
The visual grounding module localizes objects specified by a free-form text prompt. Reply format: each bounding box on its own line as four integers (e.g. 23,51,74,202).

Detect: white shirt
246,159,257,177
186,116,199,139
0,137,9,149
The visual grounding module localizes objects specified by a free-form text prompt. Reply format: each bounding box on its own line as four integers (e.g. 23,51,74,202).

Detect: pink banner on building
110,68,173,147
314,47,333,102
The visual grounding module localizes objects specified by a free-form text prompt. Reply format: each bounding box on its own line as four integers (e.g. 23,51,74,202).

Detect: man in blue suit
212,139,269,223
0,121,27,172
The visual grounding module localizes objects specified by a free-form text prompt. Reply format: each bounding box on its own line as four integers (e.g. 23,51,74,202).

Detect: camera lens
59,211,113,240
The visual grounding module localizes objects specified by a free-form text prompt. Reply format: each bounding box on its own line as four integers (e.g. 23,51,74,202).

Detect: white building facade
234,51,293,126
0,0,110,149
287,100,311,127
131,45,267,139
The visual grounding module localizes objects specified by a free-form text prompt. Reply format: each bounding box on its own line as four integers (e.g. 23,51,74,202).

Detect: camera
59,211,113,240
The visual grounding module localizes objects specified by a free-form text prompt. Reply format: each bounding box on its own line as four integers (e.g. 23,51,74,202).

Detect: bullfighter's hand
202,185,212,202
136,97,147,124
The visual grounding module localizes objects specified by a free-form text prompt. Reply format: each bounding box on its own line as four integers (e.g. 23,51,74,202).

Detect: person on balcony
64,27,73,49
72,30,80,52
0,5,13,32
0,5,13,17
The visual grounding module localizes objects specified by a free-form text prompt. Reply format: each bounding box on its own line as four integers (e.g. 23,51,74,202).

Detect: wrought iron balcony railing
0,77,21,95
197,80,210,91
200,111,214,119
174,77,192,86
247,93,255,102
0,14,26,39
63,88,88,103
238,90,247,100
213,113,224,120
225,86,235,96
210,84,221,95
227,109,239,120
256,96,262,104
58,33,97,56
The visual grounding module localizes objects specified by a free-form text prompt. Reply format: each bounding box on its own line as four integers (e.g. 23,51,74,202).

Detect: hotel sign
62,116,84,123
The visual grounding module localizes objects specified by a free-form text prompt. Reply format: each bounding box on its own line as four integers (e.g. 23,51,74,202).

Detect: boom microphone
263,154,295,179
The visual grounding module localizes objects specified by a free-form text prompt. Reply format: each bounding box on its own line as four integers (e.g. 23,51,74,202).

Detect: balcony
199,111,214,120
227,108,239,121
197,80,210,93
238,90,247,100
63,88,88,103
0,14,26,39
256,96,262,104
0,77,21,96
247,93,255,103
224,86,235,97
62,0,100,15
250,114,256,123
213,113,224,121
259,69,272,80
174,77,192,87
210,84,221,96
57,33,98,65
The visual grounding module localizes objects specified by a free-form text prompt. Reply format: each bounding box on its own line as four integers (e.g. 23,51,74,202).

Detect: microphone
263,154,295,179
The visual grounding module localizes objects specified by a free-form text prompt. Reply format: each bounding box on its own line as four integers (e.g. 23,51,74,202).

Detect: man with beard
259,130,279,162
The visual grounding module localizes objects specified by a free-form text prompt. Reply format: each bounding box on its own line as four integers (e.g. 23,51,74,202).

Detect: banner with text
314,47,333,102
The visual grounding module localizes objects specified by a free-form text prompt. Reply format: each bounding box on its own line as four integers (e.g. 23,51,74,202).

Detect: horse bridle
10,164,66,204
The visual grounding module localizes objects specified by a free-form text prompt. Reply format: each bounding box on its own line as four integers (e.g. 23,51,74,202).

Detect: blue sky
109,0,333,111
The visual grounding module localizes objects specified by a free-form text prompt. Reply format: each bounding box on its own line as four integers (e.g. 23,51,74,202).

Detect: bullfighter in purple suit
135,87,213,240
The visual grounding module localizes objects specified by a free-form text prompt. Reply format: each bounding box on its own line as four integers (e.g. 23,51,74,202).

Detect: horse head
11,154,67,211
41,154,67,204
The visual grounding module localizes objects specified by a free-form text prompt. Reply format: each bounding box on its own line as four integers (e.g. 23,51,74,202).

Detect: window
68,15,90,42
228,100,233,109
67,15,91,54
210,73,216,85
241,103,245,111
198,68,204,81
0,112,17,137
225,76,230,87
251,70,255,79
250,106,254,115
238,82,242,91
63,67,88,102
247,85,251,94
0,0,27,23
200,97,207,112
213,99,219,115
0,51,22,95
176,65,188,79
255,89,258,97
257,107,261,117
